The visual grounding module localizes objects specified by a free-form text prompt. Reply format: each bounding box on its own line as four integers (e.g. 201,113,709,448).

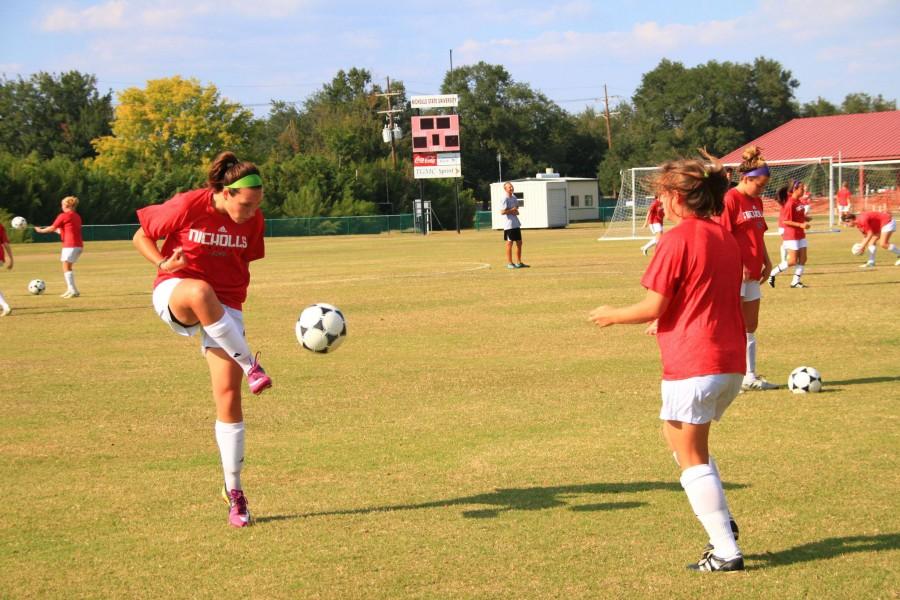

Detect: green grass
1,226,898,599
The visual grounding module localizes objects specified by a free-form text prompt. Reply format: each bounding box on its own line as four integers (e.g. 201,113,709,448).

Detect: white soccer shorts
740,280,762,302
782,239,808,251
649,223,663,234
660,373,743,424
60,247,83,263
152,277,244,350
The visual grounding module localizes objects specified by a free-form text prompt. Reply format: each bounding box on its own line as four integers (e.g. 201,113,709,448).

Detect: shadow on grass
10,305,146,316
824,376,900,386
747,533,900,568
255,480,748,524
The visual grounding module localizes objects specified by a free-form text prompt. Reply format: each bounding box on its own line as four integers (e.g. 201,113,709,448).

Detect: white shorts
649,223,663,234
60,247,83,263
884,219,897,234
660,373,743,424
782,239,808,251
151,278,244,350
741,280,762,302
838,205,850,214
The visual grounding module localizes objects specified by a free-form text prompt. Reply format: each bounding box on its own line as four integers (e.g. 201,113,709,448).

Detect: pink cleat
247,352,272,395
222,486,253,528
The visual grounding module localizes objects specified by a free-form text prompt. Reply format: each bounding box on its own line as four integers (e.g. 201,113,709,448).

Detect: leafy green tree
92,77,254,185
0,71,113,159
800,97,840,117
840,93,896,114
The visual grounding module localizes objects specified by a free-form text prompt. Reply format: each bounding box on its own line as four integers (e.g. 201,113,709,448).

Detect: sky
1,0,899,116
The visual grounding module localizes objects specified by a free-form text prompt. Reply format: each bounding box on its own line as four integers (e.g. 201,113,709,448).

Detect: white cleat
859,262,876,269
742,376,778,391
0,305,10,317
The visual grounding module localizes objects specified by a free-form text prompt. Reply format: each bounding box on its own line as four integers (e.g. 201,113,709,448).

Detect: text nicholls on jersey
188,229,249,249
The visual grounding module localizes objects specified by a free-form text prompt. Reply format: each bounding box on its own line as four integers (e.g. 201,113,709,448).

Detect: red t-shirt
648,199,665,225
136,188,265,310
50,211,83,248
781,198,806,241
640,218,746,380
855,211,892,236
837,188,851,207
714,188,768,280
0,223,8,262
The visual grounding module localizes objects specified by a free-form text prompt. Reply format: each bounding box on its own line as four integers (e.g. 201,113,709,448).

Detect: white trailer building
490,170,600,229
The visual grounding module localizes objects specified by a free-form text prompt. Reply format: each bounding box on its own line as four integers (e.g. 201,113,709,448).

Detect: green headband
224,174,262,189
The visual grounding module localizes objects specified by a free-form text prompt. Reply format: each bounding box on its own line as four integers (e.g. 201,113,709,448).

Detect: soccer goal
834,159,900,214
599,157,837,241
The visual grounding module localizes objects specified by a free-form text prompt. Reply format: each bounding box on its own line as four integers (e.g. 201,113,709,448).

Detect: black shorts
503,228,522,242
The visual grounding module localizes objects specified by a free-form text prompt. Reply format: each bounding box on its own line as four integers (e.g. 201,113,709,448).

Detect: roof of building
504,177,598,183
720,110,900,164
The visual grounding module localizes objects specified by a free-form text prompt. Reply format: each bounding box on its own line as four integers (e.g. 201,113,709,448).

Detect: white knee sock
0,289,9,309
681,464,740,559
215,421,245,492
887,243,900,256
745,332,756,378
868,245,877,263
791,265,804,285
708,456,732,521
63,271,77,292
771,260,788,276
203,313,253,374
641,239,657,252
779,243,787,263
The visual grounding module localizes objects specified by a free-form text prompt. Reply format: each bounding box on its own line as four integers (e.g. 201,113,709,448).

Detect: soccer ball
851,242,864,256
296,303,347,353
28,279,46,295
11,216,27,230
788,366,823,394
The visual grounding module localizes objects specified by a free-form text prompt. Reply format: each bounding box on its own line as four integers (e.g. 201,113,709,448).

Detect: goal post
599,157,839,241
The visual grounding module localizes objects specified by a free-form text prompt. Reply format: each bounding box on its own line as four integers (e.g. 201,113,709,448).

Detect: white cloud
41,0,127,32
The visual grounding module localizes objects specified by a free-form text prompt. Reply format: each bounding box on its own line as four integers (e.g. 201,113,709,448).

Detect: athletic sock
641,240,656,252
681,464,740,559
203,313,254,374
708,456,733,521
771,261,788,276
0,289,9,309
215,421,245,492
791,265,804,285
779,243,787,263
887,243,900,256
63,271,77,292
868,245,877,264
745,332,757,378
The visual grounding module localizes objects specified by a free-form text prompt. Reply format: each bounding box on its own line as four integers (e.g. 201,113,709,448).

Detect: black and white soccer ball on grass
787,366,823,394
296,303,347,353
28,279,46,295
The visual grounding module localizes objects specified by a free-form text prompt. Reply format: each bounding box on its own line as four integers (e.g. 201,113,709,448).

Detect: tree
800,97,840,117
92,77,254,186
0,71,113,160
841,93,896,114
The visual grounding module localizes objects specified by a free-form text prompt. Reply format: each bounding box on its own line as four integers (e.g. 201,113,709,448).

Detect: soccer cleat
790,281,806,288
247,352,272,395
687,553,745,572
895,258,900,266
506,263,516,269
641,246,649,256
703,519,740,557
515,263,530,268
0,305,10,317
222,486,253,528
742,375,778,391
61,290,80,298
859,262,875,269
767,275,776,288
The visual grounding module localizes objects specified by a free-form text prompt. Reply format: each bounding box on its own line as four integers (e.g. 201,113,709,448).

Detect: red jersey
0,223,8,262
836,188,851,207
136,188,265,310
640,218,746,380
648,199,665,225
50,211,83,248
781,198,806,241
714,187,769,280
855,211,892,236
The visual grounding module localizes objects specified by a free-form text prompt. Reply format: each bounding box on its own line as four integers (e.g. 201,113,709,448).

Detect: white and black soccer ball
296,303,347,353
851,242,864,256
788,366,823,394
11,216,27,230
28,279,46,295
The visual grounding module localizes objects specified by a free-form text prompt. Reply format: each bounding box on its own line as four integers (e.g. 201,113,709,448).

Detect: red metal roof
720,110,900,164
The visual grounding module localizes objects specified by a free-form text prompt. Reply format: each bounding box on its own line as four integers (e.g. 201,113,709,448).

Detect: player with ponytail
590,150,747,572
133,151,272,528
769,180,810,288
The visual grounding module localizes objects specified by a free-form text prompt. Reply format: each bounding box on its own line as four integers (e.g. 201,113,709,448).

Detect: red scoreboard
411,114,460,153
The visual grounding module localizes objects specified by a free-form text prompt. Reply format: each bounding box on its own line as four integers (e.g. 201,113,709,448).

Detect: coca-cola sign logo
414,153,437,167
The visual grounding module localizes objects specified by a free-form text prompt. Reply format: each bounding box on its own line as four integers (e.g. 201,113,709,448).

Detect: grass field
1,225,898,599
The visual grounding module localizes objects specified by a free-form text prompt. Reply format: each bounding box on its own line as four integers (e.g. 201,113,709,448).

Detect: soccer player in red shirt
769,181,811,288
0,222,13,316
836,181,852,225
133,151,273,528
841,210,900,267
590,151,746,572
640,197,665,255
714,146,776,391
34,196,84,298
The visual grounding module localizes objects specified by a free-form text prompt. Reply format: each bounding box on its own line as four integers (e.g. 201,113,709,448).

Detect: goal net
834,160,900,214
600,158,837,240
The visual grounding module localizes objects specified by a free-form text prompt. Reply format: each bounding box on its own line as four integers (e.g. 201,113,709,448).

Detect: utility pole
602,83,613,151
376,77,403,168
